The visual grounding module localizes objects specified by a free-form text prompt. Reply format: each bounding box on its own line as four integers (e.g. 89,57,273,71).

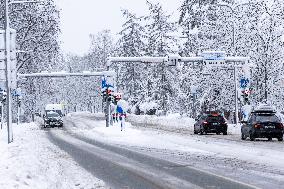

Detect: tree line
1,0,284,121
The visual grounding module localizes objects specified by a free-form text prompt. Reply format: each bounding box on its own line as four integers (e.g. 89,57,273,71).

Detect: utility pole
215,3,251,125
105,65,111,128
4,0,13,143
162,61,167,115
264,64,268,102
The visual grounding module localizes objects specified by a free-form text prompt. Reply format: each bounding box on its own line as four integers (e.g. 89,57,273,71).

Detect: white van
45,104,65,116
43,104,65,128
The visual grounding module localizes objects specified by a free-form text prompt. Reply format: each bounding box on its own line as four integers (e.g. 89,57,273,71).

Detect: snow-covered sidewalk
0,122,107,189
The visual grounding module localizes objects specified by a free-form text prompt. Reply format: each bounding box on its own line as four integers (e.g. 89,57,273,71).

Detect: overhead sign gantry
107,52,249,67
107,51,251,125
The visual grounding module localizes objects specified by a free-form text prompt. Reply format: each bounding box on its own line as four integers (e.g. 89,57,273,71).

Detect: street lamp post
4,0,13,143
4,0,43,143
215,3,251,125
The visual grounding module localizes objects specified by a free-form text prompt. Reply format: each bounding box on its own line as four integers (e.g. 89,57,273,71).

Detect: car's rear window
206,116,225,122
254,113,280,123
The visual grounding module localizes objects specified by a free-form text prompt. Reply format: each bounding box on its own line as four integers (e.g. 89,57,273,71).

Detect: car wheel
194,130,198,134
200,129,204,135
216,132,220,135
249,132,255,141
241,133,246,140
223,131,227,135
278,137,283,141
268,137,272,141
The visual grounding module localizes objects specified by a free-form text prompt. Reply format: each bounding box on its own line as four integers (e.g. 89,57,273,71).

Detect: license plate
213,123,218,125
265,126,275,129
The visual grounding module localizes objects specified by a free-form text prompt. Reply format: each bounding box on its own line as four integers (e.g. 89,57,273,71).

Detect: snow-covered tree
144,1,179,114
0,0,61,120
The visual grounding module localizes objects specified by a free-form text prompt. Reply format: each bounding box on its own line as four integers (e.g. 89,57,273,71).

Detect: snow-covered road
0,122,107,189
1,112,284,189
64,112,284,189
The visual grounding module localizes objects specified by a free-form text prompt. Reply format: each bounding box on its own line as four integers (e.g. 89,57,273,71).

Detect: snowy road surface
1,112,284,189
47,112,284,189
0,122,107,189
49,127,255,189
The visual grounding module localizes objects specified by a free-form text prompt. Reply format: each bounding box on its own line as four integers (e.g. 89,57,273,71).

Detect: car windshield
255,113,280,123
47,112,60,118
206,115,225,122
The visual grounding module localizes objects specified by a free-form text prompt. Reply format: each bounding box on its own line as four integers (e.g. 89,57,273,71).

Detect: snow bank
127,113,240,135
67,111,92,117
127,113,195,132
0,123,107,189
139,101,157,113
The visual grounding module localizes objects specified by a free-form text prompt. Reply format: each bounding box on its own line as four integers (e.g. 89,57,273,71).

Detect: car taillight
277,123,284,129
254,124,262,129
203,121,208,124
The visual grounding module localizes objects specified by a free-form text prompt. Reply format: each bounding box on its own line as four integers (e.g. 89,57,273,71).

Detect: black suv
241,108,283,141
43,111,63,128
194,113,228,135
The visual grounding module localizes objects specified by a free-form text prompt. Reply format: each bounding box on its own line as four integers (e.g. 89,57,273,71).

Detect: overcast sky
56,0,182,56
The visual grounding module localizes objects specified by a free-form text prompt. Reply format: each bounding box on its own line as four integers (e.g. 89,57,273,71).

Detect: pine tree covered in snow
115,10,147,111
143,1,179,114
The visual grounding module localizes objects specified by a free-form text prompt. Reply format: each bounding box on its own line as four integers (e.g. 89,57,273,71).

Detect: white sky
56,0,182,56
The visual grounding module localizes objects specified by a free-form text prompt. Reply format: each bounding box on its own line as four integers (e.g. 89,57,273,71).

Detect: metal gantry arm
17,70,116,128
107,56,202,65
17,71,116,78
107,53,250,124
107,55,249,66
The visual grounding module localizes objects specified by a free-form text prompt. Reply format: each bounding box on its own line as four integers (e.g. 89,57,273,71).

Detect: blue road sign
240,78,249,89
101,76,107,88
117,105,123,114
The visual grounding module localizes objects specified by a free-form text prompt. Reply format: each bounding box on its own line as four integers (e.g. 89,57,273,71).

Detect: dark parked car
241,108,283,141
43,111,63,128
194,113,228,135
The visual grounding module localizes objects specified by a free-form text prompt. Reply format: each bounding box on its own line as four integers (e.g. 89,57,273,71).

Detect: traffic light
244,93,249,103
106,89,112,95
241,89,251,105
107,95,113,102
0,90,6,103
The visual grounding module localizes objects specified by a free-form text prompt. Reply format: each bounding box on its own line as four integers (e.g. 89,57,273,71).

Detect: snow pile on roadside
127,113,195,132
67,111,92,117
67,112,105,120
0,123,107,189
127,113,240,134
69,117,284,171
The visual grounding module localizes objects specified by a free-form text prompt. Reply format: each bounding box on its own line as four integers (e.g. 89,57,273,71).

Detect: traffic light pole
17,96,20,125
234,66,239,125
105,65,111,127
5,0,13,143
0,102,3,129
106,90,110,127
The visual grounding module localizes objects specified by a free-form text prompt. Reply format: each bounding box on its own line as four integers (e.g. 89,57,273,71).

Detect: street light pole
4,0,46,143
4,0,13,143
216,3,250,125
